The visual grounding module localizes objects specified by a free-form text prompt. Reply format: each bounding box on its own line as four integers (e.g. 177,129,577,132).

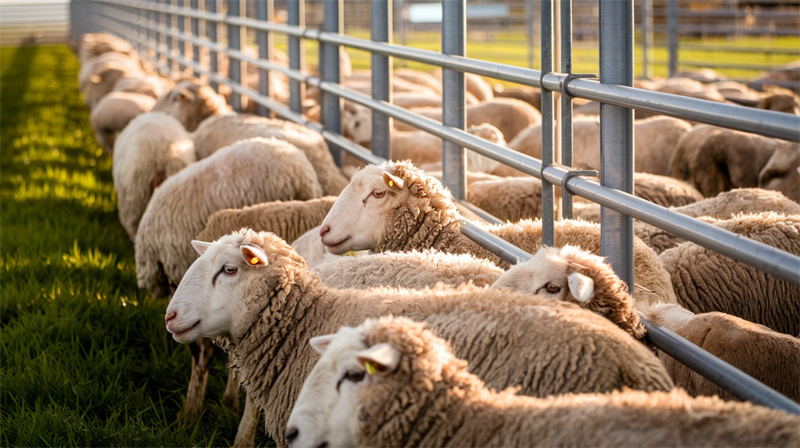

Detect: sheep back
197,196,337,244
191,113,349,196
134,137,322,297
658,212,800,335
112,111,196,241
91,91,156,154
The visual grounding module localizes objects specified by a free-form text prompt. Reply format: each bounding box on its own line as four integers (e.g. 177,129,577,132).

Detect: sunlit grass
0,44,273,447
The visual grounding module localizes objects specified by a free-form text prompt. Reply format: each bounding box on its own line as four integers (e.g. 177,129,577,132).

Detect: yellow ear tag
388,180,394,187
364,361,377,375
249,256,260,265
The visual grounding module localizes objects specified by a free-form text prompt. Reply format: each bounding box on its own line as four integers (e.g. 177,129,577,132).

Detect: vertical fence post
641,0,653,79
191,0,200,78
287,0,305,114
256,0,274,117
599,0,635,294
227,0,243,111
371,0,392,161
668,0,678,77
167,0,175,72
207,0,219,92
177,0,186,73
441,0,466,201
560,0,575,219
540,0,555,246
322,0,344,165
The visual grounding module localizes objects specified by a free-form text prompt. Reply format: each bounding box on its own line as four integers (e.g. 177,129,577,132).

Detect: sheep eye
222,265,238,276
372,190,386,199
546,282,561,294
345,369,366,383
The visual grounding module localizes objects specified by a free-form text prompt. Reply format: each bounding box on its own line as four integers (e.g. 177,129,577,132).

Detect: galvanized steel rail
73,0,800,415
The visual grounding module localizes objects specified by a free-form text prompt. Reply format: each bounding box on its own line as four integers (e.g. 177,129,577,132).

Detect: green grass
0,45,273,447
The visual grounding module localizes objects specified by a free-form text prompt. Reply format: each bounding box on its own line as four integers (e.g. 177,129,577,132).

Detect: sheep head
319,160,461,255
151,79,230,132
758,143,800,202
492,245,645,339
165,228,307,344
287,316,471,448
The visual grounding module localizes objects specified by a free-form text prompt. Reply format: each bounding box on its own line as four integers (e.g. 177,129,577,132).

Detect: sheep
112,111,196,241
759,143,800,202
432,68,494,102
314,249,504,290
497,115,693,177
633,188,800,254
392,97,541,143
492,84,541,110
319,160,678,308
290,225,344,269
135,137,322,298
287,315,800,448
150,79,231,132
77,32,137,64
112,74,169,99
198,196,338,249
81,55,144,110
189,113,350,196
670,126,792,197
668,124,720,182
491,245,800,403
164,228,674,445
392,68,442,94
78,51,140,92
90,91,156,154
658,212,800,336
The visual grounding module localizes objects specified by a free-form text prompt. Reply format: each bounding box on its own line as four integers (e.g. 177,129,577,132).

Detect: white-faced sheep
287,315,800,448
135,137,322,298
658,212,800,336
759,143,800,202
78,51,140,92
112,111,196,241
150,79,231,132
90,91,156,154
165,229,674,445
81,54,144,110
498,115,693,177
189,113,350,196
319,160,677,308
492,244,800,403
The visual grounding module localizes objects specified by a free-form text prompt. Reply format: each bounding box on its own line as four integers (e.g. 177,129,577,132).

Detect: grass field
0,44,273,447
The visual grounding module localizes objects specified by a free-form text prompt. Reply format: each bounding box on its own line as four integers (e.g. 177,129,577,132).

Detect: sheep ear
88,74,101,84
382,172,404,190
191,240,212,256
179,88,196,102
567,272,594,303
356,343,401,376
241,244,268,266
309,334,336,355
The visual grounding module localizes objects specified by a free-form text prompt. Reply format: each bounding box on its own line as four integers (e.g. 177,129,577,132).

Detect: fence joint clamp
562,73,597,100
561,168,598,193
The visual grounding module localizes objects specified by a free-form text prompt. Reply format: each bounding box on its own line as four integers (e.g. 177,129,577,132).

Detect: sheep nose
286,426,299,445
165,311,177,324
319,224,330,238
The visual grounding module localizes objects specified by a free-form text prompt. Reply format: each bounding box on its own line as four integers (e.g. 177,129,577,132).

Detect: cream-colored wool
112,112,196,241
320,160,677,308
91,91,156,154
315,249,504,290
77,32,138,64
497,115,692,177
197,197,337,245
658,212,800,335
150,79,231,132
759,144,800,202
288,316,798,448
165,229,674,445
112,74,169,99
190,113,350,196
135,137,322,298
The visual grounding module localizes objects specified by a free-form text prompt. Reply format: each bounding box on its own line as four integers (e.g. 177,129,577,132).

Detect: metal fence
1,1,70,46
70,0,800,415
